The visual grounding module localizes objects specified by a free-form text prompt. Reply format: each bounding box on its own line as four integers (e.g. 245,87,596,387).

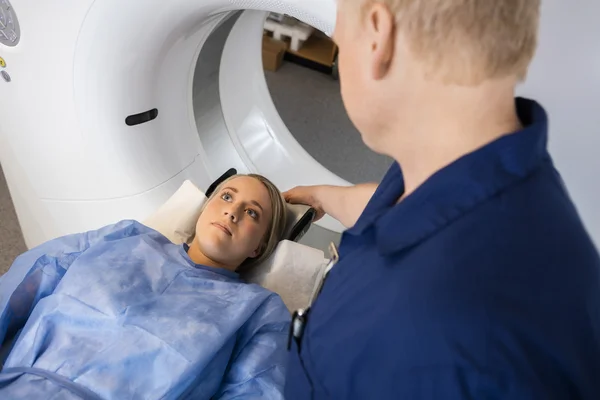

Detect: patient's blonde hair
350,0,541,85
201,174,287,272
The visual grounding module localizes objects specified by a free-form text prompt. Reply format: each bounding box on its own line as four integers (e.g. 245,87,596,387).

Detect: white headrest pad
143,180,327,311
144,181,205,245
243,240,326,312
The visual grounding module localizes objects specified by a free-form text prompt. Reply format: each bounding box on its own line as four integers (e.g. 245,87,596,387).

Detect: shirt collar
349,97,550,256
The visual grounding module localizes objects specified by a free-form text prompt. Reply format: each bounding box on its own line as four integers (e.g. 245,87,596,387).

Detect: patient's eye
221,192,233,201
246,209,259,220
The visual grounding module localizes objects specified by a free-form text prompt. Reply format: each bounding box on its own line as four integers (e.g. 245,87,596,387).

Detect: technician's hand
283,186,326,222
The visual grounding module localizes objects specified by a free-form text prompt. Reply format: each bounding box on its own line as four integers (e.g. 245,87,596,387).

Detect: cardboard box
262,35,287,72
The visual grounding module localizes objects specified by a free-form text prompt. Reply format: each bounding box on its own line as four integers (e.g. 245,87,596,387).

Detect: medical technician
284,0,600,398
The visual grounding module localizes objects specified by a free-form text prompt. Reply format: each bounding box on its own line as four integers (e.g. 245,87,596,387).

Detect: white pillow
143,180,327,312
143,180,205,245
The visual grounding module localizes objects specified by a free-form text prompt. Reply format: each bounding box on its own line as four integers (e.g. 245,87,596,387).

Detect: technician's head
333,0,541,151
194,174,287,272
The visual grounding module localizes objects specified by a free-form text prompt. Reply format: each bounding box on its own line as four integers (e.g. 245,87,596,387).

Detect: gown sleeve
214,295,291,400
0,220,143,345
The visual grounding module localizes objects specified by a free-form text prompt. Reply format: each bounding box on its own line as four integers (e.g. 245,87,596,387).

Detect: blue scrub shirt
284,98,600,399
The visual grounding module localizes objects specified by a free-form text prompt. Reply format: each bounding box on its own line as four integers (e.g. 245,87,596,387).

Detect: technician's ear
365,2,395,80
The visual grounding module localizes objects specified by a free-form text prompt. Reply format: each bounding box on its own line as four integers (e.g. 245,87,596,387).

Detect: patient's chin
198,236,227,253
197,235,235,264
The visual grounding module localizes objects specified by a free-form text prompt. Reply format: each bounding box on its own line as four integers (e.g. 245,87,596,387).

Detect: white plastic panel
191,12,254,181
218,10,348,232
71,2,226,200
0,0,97,246
0,0,341,248
0,0,598,250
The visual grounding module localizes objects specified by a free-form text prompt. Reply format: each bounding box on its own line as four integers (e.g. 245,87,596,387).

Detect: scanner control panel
0,0,20,47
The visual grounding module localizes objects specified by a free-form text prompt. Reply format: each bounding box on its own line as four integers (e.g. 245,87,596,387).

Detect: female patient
0,174,290,400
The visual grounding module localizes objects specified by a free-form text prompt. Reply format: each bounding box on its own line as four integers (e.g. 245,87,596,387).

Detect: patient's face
194,176,273,269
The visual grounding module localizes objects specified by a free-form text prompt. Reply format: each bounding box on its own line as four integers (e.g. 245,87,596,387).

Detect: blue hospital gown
0,220,291,399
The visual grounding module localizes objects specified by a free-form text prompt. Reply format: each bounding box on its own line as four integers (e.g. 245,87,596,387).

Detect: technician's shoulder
299,162,600,399
456,161,600,271
426,162,600,396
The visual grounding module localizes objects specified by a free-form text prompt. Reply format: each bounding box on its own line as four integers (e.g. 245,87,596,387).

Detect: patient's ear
249,242,265,259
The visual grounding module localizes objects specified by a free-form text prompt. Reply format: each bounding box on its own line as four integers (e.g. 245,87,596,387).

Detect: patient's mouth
212,222,232,236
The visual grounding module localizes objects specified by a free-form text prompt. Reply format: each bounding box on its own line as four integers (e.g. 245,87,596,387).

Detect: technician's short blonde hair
354,0,541,85
202,174,287,273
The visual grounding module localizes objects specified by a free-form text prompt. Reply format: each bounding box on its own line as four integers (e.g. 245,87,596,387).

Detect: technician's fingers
284,186,325,221
284,186,313,205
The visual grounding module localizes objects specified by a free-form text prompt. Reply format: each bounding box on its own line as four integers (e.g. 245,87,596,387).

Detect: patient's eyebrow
223,187,264,211
250,200,264,212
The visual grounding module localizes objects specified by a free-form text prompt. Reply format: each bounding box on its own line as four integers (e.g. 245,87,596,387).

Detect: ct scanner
0,0,598,250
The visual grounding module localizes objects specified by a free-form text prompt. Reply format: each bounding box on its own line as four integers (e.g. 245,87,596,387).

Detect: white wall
517,0,600,246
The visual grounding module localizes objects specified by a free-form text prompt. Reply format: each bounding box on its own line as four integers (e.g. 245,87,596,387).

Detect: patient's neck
187,241,237,272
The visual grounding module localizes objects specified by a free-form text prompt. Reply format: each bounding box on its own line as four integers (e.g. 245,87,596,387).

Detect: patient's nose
225,206,239,222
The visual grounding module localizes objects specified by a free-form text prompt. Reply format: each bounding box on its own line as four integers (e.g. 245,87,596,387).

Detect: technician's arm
284,183,378,228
